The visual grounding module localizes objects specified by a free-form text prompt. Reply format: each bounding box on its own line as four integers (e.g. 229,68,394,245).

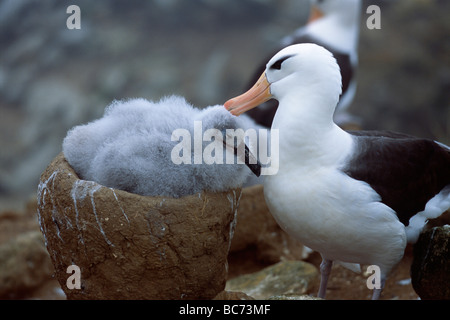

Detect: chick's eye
269,55,293,70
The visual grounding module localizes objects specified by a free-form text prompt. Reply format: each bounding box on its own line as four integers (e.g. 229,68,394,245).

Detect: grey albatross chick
63,96,260,198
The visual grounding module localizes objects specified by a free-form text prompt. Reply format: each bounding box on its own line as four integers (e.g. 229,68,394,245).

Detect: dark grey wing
347,130,416,139
343,131,450,225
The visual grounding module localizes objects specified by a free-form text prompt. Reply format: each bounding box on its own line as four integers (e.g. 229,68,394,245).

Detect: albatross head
224,43,342,118
310,0,362,19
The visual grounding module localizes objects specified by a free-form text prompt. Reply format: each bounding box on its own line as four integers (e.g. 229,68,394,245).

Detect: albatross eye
269,55,294,70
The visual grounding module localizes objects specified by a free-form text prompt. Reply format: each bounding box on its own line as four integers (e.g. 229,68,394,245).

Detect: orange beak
308,5,324,23
224,72,272,116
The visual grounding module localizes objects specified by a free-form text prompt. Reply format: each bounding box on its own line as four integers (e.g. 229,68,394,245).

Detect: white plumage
245,0,361,128
286,0,361,59
63,95,257,198
284,0,361,116
225,43,450,299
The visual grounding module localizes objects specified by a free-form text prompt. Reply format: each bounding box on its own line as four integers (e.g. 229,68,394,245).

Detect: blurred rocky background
0,0,448,299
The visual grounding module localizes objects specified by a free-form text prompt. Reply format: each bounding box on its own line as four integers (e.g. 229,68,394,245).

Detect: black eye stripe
269,55,294,70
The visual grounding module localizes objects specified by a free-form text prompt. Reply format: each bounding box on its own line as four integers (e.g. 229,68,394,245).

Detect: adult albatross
224,43,450,300
245,0,361,128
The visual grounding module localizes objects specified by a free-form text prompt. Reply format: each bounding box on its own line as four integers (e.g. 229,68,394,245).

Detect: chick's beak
224,72,272,116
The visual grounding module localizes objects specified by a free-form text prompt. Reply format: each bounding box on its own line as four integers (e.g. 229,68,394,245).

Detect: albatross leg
371,277,386,300
318,258,333,299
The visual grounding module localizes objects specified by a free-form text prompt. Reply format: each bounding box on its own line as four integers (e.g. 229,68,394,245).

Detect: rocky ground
0,198,64,299
2,187,448,300
229,246,420,300
0,0,449,300
0,197,417,300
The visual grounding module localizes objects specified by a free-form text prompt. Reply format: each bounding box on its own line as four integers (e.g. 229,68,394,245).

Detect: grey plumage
63,95,256,197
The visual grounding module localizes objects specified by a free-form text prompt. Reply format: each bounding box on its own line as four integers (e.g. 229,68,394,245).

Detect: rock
37,153,241,300
0,231,55,299
214,290,255,300
230,185,304,263
411,225,450,300
225,260,318,300
268,294,322,300
0,202,39,245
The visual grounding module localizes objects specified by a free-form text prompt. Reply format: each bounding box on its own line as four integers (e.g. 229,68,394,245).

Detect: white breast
263,161,406,271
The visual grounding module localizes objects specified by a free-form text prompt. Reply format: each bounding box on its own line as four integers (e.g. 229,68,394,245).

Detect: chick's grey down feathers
63,96,257,198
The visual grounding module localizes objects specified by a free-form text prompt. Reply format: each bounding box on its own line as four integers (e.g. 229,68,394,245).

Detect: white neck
271,93,353,171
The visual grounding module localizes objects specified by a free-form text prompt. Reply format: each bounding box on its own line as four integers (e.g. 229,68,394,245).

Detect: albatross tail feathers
405,185,450,243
